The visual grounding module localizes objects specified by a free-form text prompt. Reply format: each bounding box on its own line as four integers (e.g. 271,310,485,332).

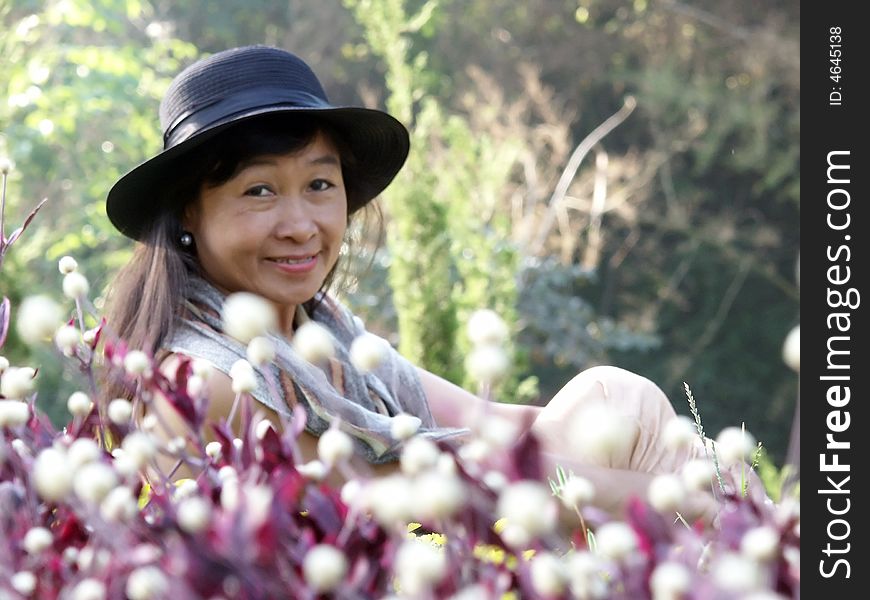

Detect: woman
104,45,702,516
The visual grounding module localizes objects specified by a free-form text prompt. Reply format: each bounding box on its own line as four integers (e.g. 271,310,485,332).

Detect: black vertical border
803,2,867,597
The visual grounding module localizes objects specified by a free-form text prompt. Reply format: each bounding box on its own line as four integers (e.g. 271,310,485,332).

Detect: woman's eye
310,179,334,192
244,184,274,197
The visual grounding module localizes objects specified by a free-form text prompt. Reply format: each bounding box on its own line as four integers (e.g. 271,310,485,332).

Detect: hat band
163,88,332,149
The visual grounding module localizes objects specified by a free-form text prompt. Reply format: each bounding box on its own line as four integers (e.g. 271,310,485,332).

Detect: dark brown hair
102,115,381,396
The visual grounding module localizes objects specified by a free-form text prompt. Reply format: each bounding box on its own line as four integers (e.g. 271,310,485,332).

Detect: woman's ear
181,201,198,234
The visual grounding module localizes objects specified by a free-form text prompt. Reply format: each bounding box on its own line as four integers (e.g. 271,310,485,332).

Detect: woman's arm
415,367,541,431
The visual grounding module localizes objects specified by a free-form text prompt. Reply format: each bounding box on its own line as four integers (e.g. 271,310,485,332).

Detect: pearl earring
180,232,194,247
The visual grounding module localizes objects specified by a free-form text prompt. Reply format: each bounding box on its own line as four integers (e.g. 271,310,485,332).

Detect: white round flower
414,472,467,519
63,271,90,299
218,465,238,483
23,527,53,554
349,332,388,373
70,578,106,600
55,324,80,355
567,552,608,600
0,400,30,427
340,479,362,506
714,426,757,466
465,344,509,386
244,484,274,528
108,398,134,425
229,358,257,394
662,415,697,452
1,366,36,399
177,496,212,534
67,391,93,417
126,566,169,600
400,436,441,476
166,436,186,455
712,552,762,593
650,561,691,600
458,439,492,464
100,486,138,522
467,309,509,346
186,374,205,397
318,428,354,465
497,480,558,539
82,328,98,347
647,474,686,513
73,462,119,504
11,571,36,595
782,325,799,373
482,470,508,492
571,405,638,466
395,539,447,596
187,359,211,381
67,437,102,470
111,449,139,478
390,413,421,441
173,479,199,500
594,521,638,561
205,441,223,460
741,526,780,562
0,355,8,373
221,292,278,344
530,551,567,597
681,458,716,492
363,475,415,527
121,431,157,469
232,438,244,452
16,295,63,345
560,475,596,509
293,321,335,363
297,460,327,481
124,350,152,377
33,447,73,501
255,418,275,440
479,415,519,448
303,544,348,593
58,255,79,274
246,336,276,366
0,156,13,174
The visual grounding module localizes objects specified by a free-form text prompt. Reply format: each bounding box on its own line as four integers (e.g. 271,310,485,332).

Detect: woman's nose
273,196,318,242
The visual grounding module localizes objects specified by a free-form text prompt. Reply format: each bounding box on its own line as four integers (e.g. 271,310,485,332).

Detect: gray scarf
164,277,466,463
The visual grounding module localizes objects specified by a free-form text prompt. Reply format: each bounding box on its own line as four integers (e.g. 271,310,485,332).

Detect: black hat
106,45,410,240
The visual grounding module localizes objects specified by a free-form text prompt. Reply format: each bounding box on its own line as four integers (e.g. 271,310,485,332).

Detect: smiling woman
102,45,712,516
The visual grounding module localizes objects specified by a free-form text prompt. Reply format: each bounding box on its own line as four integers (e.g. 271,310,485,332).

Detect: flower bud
125,566,169,600
0,356,8,373
222,292,277,344
205,441,223,460
58,255,79,274
390,412,421,441
71,578,107,600
100,486,138,522
121,431,157,469
782,325,799,373
714,426,756,466
647,474,686,513
297,460,327,481
123,350,152,377
530,551,567,597
497,481,558,539
177,496,211,534
23,527,53,554
67,438,101,470
414,471,467,519
63,271,90,299
395,540,447,596
650,561,691,600
229,359,257,394
740,526,780,562
560,475,595,509
1,366,36,400
303,545,348,593
16,295,63,345
0,156,13,175
246,336,275,366
467,309,509,346
662,415,697,452
349,332,388,373
465,344,509,386
0,400,30,427
67,391,93,417
293,321,335,363
681,458,716,492
318,427,354,465
55,324,80,356
73,462,119,504
11,571,36,596
400,436,440,476
107,398,133,425
595,521,638,561
33,447,73,501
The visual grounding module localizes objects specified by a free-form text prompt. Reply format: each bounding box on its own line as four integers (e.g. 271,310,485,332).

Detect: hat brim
106,105,409,240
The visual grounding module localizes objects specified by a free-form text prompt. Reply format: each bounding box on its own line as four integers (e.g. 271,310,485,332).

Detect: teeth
272,256,313,264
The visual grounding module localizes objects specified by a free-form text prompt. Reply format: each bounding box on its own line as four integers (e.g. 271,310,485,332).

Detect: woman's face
184,131,348,330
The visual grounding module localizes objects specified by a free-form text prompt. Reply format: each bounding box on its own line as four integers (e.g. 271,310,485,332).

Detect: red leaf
4,198,48,248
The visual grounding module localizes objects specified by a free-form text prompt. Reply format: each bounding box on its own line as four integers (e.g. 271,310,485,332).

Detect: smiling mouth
266,255,317,265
